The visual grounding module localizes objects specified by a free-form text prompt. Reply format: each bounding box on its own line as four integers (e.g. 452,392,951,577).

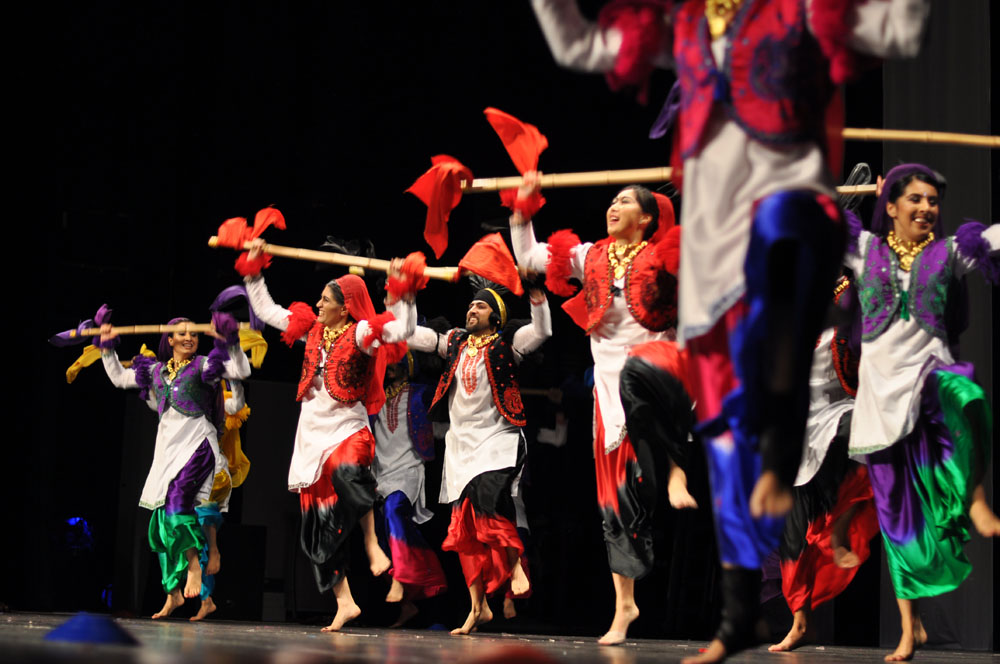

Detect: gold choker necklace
887,230,934,272
706,0,744,38
322,324,350,352
385,380,407,400
466,332,498,358
608,240,647,281
166,357,192,381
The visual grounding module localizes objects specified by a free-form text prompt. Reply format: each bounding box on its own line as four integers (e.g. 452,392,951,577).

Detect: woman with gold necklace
844,163,1000,661
242,240,416,632
510,172,697,645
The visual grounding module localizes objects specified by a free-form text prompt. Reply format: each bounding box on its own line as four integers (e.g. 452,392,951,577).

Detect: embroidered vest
431,329,526,427
673,0,834,159
152,357,215,419
407,384,435,461
296,321,373,403
858,235,953,342
566,238,677,333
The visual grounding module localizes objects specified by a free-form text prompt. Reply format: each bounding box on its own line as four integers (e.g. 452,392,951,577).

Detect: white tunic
244,275,415,491
530,0,929,345
372,384,433,524
407,300,552,503
102,346,251,510
844,228,1000,455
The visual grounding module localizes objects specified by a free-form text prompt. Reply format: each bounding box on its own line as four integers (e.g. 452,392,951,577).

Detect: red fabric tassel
544,229,581,297
216,216,251,249
361,311,397,350
405,155,473,259
234,251,272,277
281,302,316,347
483,107,549,174
458,233,525,296
499,188,546,219
597,0,671,104
386,251,430,300
251,206,286,238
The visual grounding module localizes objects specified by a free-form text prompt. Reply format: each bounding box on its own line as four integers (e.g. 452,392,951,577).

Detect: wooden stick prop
70,322,254,338
208,237,462,282
842,128,1000,148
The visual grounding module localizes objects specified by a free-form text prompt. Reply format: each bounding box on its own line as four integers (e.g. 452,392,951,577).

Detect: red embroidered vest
296,321,373,403
430,329,526,427
673,0,834,159
565,238,678,333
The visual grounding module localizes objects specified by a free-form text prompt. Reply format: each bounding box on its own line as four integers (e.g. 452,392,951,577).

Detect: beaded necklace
322,324,350,352
465,332,498,358
706,0,744,38
165,357,192,382
607,240,648,281
887,230,935,272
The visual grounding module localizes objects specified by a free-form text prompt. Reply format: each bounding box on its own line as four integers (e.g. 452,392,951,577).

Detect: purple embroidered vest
858,234,953,342
152,356,215,419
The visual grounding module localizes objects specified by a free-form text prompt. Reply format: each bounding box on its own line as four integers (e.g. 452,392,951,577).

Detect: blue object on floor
43,612,139,645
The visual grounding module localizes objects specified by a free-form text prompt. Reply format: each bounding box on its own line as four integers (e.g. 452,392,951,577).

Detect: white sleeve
510,220,589,282
224,380,246,415
221,344,252,380
844,229,871,276
101,351,139,389
409,325,450,358
831,0,930,58
531,0,672,71
954,224,1000,278
512,299,553,361
244,275,293,332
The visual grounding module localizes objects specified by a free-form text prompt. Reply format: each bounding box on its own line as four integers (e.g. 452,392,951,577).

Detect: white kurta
102,346,251,510
844,228,1000,455
407,300,552,503
244,275,415,491
372,384,433,524
530,0,929,345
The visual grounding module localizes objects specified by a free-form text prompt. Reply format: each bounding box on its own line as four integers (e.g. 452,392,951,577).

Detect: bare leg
507,547,530,596
189,596,217,622
831,502,863,569
152,589,184,619
750,470,793,518
668,459,698,509
598,572,639,645
451,578,492,635
769,608,812,652
321,576,362,632
183,548,202,599
968,485,1000,538
885,598,927,662
204,524,221,576
503,596,517,620
360,509,391,577
385,577,405,603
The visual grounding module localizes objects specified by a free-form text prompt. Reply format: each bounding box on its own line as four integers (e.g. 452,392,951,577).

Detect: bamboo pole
208,238,462,282
70,322,253,338
842,128,1000,148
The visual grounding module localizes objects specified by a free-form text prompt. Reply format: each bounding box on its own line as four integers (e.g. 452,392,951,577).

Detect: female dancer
242,241,415,631
509,172,696,644
99,312,250,619
845,163,999,661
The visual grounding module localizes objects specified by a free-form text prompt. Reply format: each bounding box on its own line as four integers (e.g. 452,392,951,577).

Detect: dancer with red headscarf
242,240,416,632
509,172,696,644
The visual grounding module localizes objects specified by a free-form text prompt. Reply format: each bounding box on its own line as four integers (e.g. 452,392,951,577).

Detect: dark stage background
9,0,996,651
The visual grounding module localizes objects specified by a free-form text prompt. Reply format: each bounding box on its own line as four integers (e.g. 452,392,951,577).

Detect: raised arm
408,326,451,359
954,223,1000,280
835,0,931,58
101,349,141,390
509,171,590,281
512,290,553,361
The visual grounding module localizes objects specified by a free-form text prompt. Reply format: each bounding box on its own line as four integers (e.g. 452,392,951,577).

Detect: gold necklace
832,275,850,299
465,332,499,358
384,380,407,401
607,240,648,281
166,357,192,382
706,0,743,39
887,230,934,272
322,324,350,352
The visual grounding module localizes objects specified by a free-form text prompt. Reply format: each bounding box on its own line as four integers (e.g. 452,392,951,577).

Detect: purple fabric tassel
48,319,93,347
91,304,115,348
210,284,264,331
649,80,682,140
211,311,240,347
131,354,156,401
844,208,863,255
955,221,999,285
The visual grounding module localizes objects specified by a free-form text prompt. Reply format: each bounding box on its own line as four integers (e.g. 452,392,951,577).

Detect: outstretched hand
247,237,267,261
511,171,543,227
99,323,119,348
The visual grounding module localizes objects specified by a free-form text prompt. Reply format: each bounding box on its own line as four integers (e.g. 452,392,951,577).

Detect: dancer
98,312,249,619
509,174,696,644
371,351,448,627
407,281,551,635
769,275,879,651
242,240,415,632
529,2,929,660
844,164,999,661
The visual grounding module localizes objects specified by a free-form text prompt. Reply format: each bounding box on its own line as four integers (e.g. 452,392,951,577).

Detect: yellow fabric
219,426,251,488
209,470,233,504
239,329,268,369
65,343,156,384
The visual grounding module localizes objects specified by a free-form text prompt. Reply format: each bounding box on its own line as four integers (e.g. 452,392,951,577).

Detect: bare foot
969,489,1000,537
768,616,811,652
832,546,861,569
321,602,362,632
668,465,698,509
367,543,392,577
885,617,927,662
152,590,184,619
205,546,221,576
510,558,530,597
189,596,216,622
390,601,418,628
451,598,492,635
183,559,203,599
598,602,639,645
681,638,727,663
503,596,517,620
750,471,793,518
830,503,861,568
385,578,405,603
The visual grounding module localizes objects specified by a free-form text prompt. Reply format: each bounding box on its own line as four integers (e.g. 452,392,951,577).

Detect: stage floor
2,613,995,664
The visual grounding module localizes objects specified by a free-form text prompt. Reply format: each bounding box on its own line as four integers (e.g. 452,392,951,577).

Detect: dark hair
323,279,345,305
887,171,946,205
617,185,659,240
158,317,193,361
